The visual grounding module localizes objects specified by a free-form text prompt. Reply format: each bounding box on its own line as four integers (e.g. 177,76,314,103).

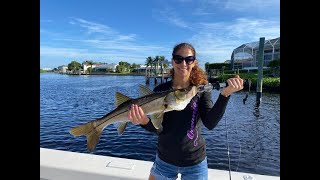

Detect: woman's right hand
127,104,150,125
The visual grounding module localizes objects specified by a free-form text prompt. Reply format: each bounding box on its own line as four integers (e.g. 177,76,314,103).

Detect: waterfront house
93,63,118,72
82,61,97,73
57,65,68,73
231,37,280,70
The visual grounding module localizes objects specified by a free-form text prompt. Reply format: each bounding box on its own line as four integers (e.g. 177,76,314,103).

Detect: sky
40,0,280,69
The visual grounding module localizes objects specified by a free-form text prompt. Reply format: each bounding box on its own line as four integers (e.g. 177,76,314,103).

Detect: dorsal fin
139,84,154,97
115,92,131,107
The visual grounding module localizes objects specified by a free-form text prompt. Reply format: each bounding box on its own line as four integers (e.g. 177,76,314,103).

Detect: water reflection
253,104,261,118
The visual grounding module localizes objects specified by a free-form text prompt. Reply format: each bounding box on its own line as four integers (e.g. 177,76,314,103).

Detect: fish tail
69,121,104,152
69,121,94,136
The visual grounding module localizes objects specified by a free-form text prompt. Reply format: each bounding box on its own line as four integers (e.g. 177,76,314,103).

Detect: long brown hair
170,42,208,86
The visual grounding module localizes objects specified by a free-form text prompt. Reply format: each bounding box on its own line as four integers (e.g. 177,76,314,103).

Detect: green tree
158,56,166,75
222,66,225,75
86,67,92,74
205,62,210,72
87,60,94,71
154,56,160,75
145,56,154,76
267,59,280,68
82,60,94,74
163,58,170,69
68,60,81,72
267,59,280,77
106,67,113,73
116,61,131,73
130,63,140,72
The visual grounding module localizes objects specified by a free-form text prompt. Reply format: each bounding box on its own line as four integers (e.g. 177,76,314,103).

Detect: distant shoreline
48,72,171,77
45,72,147,76
69,73,146,76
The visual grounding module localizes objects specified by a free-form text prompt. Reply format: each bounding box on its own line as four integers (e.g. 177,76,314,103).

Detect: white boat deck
40,148,279,180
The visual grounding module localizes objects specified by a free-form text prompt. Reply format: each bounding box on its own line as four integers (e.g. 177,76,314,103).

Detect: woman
128,42,243,180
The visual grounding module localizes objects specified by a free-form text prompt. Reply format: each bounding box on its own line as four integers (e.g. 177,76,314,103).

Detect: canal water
40,73,280,176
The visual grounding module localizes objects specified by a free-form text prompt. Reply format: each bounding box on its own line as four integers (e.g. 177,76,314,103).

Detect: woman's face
172,46,196,79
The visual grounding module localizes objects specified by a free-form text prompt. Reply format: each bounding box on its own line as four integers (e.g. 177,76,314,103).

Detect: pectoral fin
117,122,128,135
150,113,164,129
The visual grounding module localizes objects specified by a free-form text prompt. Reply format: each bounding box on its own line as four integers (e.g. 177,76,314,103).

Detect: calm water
40,73,280,176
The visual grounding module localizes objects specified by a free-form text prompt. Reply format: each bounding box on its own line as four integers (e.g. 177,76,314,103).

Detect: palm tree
145,56,153,76
158,56,166,75
87,60,94,74
154,56,160,76
165,59,170,66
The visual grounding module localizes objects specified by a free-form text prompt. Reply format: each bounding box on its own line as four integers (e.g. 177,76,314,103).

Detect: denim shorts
150,154,208,180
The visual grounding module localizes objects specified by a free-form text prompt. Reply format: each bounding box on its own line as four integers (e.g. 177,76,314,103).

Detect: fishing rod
197,79,252,180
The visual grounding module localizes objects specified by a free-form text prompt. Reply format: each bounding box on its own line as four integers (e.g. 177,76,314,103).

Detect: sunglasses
172,54,196,65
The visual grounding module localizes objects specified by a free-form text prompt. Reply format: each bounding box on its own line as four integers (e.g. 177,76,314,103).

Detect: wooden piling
256,37,265,106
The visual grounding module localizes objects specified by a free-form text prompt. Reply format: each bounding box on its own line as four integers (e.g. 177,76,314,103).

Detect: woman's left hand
221,75,244,97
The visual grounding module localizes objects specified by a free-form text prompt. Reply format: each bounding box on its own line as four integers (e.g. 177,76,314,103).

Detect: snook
69,85,198,151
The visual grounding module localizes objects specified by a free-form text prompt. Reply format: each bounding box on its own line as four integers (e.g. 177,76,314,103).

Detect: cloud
40,29,63,37
177,0,193,2
152,8,190,29
53,38,164,52
69,17,114,34
40,46,90,57
224,0,279,11
193,0,279,12
117,35,137,41
190,18,279,62
225,18,280,40
40,43,170,66
40,19,53,23
192,10,216,16
41,17,173,66
68,17,137,41
180,0,279,16
40,46,129,65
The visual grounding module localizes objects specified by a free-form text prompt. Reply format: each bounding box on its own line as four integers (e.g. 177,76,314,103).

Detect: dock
145,74,171,84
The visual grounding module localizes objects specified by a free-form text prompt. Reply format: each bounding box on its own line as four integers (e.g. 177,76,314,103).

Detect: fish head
165,86,198,111
174,85,198,100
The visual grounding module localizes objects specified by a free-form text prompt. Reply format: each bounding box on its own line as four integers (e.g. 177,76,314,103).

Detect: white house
94,63,118,72
57,65,68,73
82,61,97,72
42,67,52,71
